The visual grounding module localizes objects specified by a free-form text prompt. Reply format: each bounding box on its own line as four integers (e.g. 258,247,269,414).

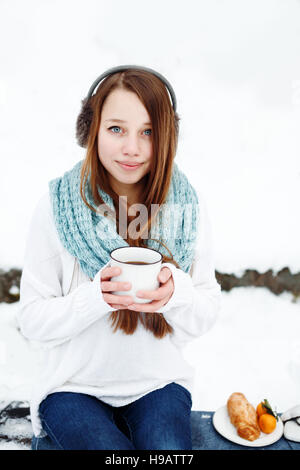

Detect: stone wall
0,269,22,303
215,267,300,299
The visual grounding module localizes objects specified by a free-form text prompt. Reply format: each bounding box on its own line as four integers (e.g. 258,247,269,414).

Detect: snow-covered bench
1,401,299,450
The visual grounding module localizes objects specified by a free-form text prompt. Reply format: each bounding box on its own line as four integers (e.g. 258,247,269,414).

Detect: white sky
1,0,300,274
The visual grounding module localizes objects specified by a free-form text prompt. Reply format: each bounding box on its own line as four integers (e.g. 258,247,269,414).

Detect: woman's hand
127,267,174,313
100,266,134,310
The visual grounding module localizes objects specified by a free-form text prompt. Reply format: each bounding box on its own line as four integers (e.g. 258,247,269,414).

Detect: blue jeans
38,382,192,450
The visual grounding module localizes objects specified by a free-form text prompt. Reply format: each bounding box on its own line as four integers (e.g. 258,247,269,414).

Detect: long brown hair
79,69,180,338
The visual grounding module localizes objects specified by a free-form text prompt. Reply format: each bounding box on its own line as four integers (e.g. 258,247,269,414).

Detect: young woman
18,65,221,450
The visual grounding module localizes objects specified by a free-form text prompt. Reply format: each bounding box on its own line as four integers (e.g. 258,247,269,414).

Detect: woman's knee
39,392,135,450
142,383,193,419
125,383,192,450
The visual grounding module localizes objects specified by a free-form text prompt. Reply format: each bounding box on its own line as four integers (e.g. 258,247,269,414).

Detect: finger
102,292,134,306
101,281,131,292
136,279,172,301
158,267,172,283
127,299,165,313
100,266,121,281
109,304,129,310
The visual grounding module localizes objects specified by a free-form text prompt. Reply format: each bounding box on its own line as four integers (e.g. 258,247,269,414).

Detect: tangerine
256,402,268,418
258,413,277,434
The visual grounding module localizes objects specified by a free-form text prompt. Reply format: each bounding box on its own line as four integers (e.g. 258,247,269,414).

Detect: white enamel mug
109,246,163,304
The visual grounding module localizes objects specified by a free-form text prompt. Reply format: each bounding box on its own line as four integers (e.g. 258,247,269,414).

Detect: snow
1,289,300,412
184,288,300,413
0,441,29,451
0,0,300,450
1,288,300,449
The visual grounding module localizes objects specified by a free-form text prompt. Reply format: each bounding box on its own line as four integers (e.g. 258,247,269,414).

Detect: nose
122,133,140,157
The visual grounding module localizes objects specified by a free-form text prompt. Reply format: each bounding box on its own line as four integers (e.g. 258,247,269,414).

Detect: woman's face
97,88,153,200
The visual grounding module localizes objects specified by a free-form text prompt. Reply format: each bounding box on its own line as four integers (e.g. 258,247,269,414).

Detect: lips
118,161,143,166
117,161,143,171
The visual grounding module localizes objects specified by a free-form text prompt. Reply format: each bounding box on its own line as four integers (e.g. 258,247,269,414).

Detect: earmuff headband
86,65,177,112
76,65,177,148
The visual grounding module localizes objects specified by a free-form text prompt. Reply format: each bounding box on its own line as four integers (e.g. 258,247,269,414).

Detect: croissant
227,392,261,441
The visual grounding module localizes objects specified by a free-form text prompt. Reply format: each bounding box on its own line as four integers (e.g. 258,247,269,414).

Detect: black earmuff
75,65,177,148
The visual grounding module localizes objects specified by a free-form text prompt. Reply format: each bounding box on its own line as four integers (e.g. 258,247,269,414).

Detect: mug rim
110,246,163,265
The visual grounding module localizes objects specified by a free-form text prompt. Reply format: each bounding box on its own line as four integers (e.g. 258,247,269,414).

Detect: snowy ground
184,288,300,413
0,286,299,449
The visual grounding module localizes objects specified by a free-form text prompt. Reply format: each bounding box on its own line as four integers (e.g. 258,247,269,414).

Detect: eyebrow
104,118,152,126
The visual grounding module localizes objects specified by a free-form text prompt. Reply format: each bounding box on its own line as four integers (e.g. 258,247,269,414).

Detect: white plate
213,405,284,447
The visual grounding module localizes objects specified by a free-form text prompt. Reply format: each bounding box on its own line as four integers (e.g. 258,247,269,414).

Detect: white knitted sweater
17,191,221,438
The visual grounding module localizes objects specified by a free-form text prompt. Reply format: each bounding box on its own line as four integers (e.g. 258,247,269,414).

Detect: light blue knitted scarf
49,160,199,279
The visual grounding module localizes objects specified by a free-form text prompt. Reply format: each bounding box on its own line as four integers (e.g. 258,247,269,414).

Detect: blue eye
108,126,152,136
109,126,122,134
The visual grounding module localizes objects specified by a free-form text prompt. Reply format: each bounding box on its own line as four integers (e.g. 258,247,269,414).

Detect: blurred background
0,0,300,448
1,0,300,274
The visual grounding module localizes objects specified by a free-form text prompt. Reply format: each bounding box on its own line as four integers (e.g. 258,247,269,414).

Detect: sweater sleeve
17,193,118,348
157,191,221,346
